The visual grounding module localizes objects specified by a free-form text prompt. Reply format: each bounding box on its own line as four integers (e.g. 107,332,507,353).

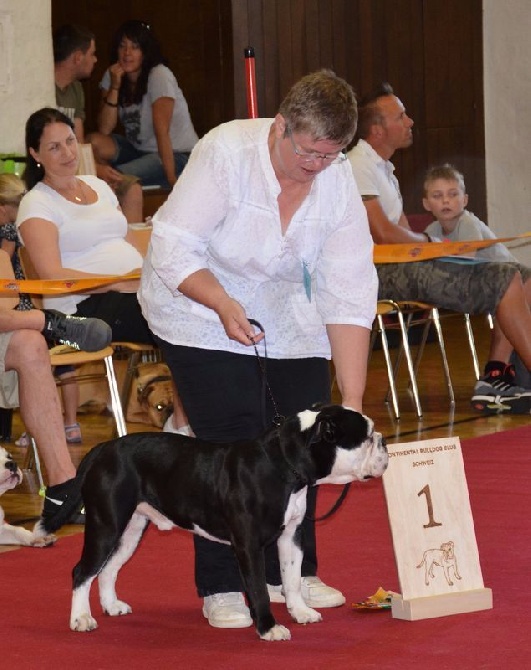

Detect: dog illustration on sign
417,541,462,586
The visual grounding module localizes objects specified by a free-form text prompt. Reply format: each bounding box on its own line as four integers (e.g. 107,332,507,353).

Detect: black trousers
156,339,331,597
75,292,154,344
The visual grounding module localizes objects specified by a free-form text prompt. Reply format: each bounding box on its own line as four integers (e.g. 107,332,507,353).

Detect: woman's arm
178,268,264,346
97,64,123,135
97,87,119,135
152,97,177,186
0,238,15,258
327,323,371,412
18,217,139,293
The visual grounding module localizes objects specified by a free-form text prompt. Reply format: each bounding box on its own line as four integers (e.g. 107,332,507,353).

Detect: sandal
65,422,82,444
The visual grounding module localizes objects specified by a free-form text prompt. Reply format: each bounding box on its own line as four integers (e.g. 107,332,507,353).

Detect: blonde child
422,163,531,408
0,174,82,443
423,164,519,262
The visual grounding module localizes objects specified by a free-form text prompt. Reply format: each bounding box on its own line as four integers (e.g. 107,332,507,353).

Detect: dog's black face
295,405,388,484
0,446,23,495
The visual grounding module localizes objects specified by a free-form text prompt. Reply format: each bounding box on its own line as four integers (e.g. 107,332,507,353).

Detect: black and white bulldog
41,404,387,641
0,446,56,547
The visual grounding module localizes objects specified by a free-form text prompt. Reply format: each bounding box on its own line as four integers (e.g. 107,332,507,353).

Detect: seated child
423,164,520,263
422,163,531,392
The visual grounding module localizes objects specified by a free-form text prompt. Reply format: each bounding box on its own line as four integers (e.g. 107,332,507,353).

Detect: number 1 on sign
418,484,442,528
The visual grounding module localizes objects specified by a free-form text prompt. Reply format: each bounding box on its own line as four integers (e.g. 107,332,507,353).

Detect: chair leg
431,308,455,405
464,313,481,380
104,355,127,437
22,437,45,494
377,315,400,420
120,350,142,412
412,317,431,378
396,310,423,418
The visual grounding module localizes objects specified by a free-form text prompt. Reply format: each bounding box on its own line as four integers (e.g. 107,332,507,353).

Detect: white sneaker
202,592,253,628
163,415,192,436
301,576,345,607
267,583,285,603
267,577,346,608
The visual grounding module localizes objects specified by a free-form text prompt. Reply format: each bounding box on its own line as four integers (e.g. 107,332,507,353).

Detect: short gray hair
278,69,358,146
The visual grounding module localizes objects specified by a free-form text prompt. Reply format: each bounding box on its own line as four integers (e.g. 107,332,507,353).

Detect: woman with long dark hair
88,20,198,189
17,107,192,435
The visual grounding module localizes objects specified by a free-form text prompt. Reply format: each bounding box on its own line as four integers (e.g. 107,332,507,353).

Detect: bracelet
110,86,120,91
104,98,118,108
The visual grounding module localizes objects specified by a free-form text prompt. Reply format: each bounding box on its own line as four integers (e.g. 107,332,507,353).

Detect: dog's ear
312,406,371,448
313,416,337,443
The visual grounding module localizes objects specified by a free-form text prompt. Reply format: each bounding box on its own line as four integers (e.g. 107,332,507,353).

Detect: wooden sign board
382,436,492,620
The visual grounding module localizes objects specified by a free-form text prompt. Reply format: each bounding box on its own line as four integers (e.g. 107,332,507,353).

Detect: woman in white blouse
139,70,378,630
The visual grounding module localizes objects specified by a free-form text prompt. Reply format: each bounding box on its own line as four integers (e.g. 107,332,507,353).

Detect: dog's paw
289,605,322,624
31,519,48,539
71,613,98,632
260,624,291,641
103,600,132,617
29,533,57,548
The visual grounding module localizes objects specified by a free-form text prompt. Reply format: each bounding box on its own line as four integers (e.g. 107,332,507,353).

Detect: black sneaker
42,309,112,352
471,361,531,414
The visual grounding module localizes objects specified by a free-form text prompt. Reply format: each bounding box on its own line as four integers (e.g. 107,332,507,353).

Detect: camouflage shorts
376,259,531,315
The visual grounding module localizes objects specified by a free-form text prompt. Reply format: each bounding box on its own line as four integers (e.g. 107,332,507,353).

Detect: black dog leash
306,484,351,522
248,319,284,429
248,318,350,521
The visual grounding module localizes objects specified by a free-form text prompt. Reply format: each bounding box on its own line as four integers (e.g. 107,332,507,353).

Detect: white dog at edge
0,446,56,547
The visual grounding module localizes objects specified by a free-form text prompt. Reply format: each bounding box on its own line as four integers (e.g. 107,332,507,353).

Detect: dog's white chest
284,487,308,527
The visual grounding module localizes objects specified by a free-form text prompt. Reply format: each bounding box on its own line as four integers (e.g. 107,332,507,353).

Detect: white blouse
138,118,378,359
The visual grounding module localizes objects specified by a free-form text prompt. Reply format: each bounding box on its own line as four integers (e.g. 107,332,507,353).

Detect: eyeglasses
288,133,347,164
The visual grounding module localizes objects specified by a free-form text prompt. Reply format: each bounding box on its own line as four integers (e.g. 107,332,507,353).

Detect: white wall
0,0,55,155
483,0,531,265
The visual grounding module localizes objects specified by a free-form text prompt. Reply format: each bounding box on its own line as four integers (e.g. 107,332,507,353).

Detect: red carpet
3,425,530,669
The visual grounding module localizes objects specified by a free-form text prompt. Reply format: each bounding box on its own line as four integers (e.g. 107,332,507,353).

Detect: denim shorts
377,259,531,315
110,134,190,188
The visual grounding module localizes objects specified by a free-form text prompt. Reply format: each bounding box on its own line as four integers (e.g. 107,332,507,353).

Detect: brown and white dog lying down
127,362,173,428
0,446,56,547
40,405,388,641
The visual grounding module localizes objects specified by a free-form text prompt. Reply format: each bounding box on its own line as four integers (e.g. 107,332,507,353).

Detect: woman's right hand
96,164,126,190
108,62,125,89
216,296,265,346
